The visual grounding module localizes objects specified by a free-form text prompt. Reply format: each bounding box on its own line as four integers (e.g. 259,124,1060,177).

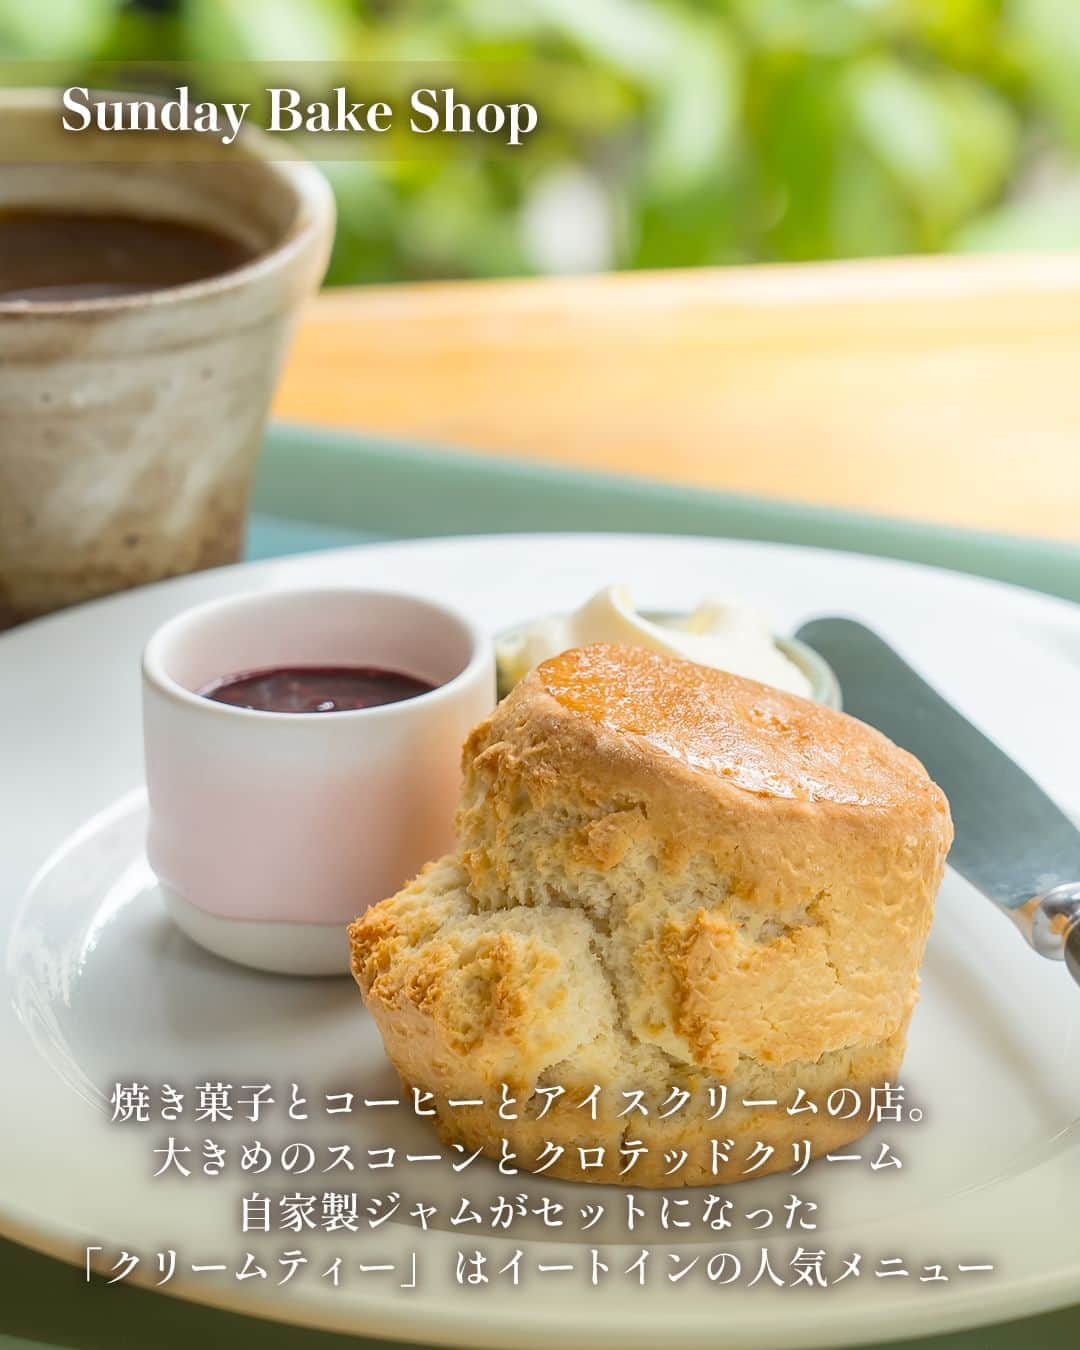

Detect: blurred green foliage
3,0,1080,283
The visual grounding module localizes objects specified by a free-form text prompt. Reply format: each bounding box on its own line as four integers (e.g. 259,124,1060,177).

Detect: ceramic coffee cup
0,89,335,628
142,586,496,976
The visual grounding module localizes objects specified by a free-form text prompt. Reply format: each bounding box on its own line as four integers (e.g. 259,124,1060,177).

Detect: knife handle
1010,882,1080,986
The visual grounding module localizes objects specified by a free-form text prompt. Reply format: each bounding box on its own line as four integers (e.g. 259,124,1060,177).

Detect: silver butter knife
796,617,1080,987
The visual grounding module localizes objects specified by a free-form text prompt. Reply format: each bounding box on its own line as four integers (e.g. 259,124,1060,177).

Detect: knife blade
795,616,1080,986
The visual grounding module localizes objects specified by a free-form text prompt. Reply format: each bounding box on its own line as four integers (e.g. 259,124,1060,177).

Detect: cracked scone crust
350,643,952,1186
350,856,912,1185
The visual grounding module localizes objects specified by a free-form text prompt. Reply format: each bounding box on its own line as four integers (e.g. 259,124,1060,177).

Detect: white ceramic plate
2,533,1080,1350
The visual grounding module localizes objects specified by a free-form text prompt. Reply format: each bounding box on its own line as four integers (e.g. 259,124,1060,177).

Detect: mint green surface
2,421,1078,1350
253,423,1080,604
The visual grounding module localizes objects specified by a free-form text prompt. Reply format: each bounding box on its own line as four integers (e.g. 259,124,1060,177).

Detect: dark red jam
197,665,436,714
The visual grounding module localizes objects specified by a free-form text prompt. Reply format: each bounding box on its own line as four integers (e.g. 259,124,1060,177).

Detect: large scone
349,643,952,1186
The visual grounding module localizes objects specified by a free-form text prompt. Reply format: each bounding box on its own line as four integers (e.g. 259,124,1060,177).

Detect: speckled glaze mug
0,89,335,627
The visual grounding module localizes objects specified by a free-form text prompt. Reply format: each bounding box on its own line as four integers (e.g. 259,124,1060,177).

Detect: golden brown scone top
535,642,944,809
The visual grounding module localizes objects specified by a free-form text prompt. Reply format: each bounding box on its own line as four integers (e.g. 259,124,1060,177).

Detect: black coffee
0,209,256,302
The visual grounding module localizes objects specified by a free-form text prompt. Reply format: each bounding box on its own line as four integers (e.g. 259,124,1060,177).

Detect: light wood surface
274,255,1080,542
